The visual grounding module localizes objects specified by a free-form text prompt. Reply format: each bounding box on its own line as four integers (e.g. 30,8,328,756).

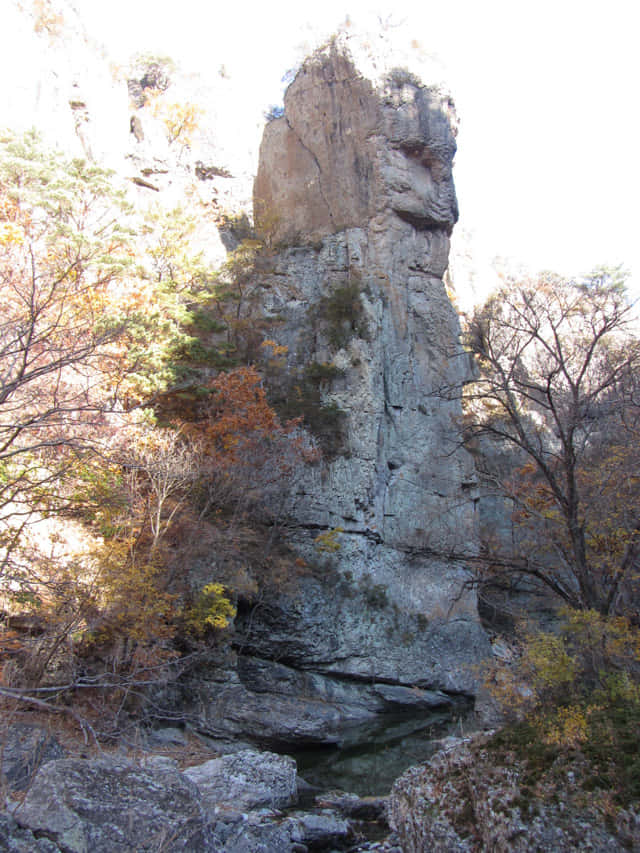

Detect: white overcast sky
78,0,639,296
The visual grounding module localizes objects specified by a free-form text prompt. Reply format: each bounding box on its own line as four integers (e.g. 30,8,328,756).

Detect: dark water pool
291,705,473,797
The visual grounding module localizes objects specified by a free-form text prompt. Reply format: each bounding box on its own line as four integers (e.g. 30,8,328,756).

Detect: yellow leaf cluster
183,582,236,638
314,527,344,554
486,608,640,759
148,94,203,147
0,221,24,246
543,705,590,748
261,339,289,357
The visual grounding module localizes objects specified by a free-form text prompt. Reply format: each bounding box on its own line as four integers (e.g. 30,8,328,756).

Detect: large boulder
12,749,376,853
15,757,213,852
388,737,640,852
183,749,297,814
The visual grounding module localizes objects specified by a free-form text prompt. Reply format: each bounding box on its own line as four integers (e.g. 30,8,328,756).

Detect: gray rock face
233,40,489,721
193,664,372,746
192,657,455,747
0,724,65,792
0,814,61,853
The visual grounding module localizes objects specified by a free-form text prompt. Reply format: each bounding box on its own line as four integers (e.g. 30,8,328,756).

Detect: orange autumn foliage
199,367,282,458
179,366,317,522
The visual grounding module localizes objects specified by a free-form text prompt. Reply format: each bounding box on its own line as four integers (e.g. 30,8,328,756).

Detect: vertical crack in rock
284,115,335,229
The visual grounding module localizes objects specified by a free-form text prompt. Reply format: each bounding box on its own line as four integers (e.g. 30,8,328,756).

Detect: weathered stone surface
211,815,293,853
15,757,213,852
192,657,459,746
372,683,452,709
234,560,487,694
286,810,354,848
183,749,297,813
255,41,458,246
147,726,189,747
315,791,388,821
191,666,365,746
254,48,379,244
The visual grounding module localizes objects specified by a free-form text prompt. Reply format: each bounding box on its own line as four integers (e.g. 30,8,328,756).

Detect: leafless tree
454,267,640,615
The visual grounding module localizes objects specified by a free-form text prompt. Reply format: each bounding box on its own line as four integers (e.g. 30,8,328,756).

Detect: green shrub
268,360,346,458
304,361,344,384
316,277,369,350
360,575,389,610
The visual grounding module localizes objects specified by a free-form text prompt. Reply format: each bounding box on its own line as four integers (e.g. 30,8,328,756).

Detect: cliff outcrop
188,39,490,746
254,48,458,243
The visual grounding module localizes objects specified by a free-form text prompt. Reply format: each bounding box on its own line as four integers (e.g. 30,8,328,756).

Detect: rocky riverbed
6,719,638,852
1,722,401,852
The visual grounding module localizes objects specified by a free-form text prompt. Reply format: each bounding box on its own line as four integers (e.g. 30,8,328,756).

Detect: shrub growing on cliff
212,238,272,362
149,96,203,148
266,361,346,459
313,526,343,554
137,204,233,417
182,582,236,638
318,276,369,350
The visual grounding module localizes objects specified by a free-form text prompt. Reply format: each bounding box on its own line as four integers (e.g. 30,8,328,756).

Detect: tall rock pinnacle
216,38,491,735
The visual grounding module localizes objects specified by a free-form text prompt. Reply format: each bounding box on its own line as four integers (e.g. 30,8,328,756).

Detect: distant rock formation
1,0,257,271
